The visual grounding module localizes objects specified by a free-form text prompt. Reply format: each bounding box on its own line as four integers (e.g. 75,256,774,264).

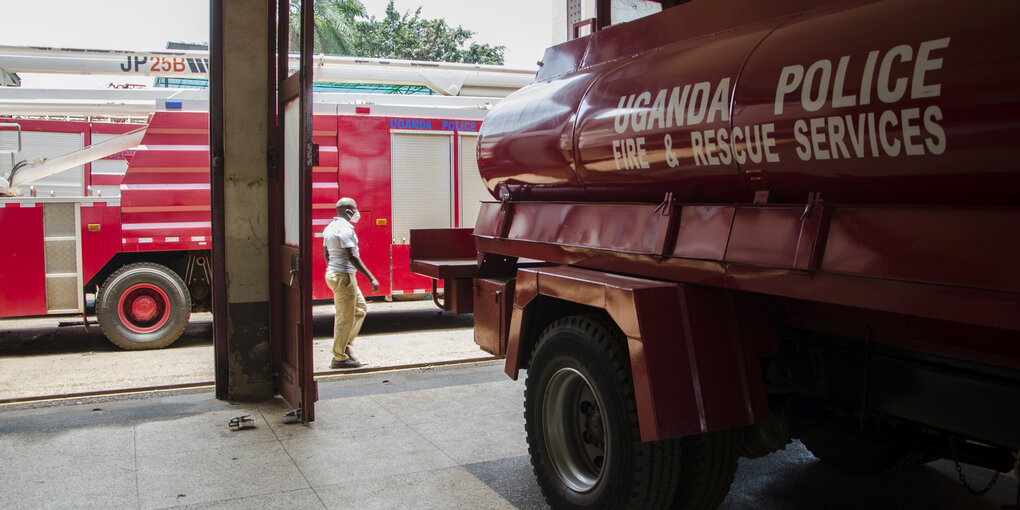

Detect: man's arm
344,247,379,291
324,245,330,265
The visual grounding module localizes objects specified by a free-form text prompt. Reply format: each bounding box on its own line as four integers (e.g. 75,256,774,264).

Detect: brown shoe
344,346,359,363
330,358,364,369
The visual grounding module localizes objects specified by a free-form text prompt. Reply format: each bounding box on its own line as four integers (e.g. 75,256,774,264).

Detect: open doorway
0,0,533,406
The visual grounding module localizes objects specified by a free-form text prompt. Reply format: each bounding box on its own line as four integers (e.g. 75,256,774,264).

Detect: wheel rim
117,283,171,334
543,366,608,493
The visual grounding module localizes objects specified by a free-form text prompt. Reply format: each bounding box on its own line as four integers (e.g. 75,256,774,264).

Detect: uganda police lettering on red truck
610,36,950,170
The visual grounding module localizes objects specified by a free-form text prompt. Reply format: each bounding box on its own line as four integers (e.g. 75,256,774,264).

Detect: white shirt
323,216,359,274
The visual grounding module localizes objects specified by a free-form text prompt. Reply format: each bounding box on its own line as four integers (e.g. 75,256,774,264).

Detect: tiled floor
1,361,1016,510
0,361,548,510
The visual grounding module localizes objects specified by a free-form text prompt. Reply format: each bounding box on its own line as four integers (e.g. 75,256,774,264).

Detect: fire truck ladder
0,45,535,117
0,45,536,97
1,126,146,194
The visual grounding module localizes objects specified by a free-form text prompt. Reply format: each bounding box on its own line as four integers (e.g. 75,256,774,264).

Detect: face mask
348,210,361,224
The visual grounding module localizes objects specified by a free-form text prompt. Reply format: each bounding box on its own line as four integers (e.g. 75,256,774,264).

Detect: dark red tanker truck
410,0,1020,508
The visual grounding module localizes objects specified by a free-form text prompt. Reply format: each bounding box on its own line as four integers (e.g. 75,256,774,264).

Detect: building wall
551,0,662,45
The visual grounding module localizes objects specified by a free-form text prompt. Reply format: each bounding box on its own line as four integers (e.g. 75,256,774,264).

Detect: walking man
323,197,379,369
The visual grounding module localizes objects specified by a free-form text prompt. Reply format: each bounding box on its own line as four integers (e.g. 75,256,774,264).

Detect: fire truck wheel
96,262,191,350
526,315,733,510
669,430,738,510
799,423,930,476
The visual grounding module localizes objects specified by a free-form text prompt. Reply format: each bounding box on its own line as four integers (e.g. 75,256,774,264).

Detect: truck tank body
414,2,1020,504
477,0,1020,205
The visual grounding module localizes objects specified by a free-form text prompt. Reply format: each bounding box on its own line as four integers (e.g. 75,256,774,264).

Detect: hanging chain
950,439,1000,496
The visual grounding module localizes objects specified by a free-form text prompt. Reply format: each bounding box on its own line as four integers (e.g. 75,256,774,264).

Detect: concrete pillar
210,0,273,401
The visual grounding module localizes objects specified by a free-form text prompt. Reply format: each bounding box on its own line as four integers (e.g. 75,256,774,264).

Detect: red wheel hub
117,283,171,334
131,296,159,321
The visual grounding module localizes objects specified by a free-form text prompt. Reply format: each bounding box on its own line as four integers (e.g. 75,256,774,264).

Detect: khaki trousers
325,271,367,361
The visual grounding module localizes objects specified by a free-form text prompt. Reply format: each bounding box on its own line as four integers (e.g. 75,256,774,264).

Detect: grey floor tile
281,424,457,487
369,382,521,426
474,379,527,405
136,441,309,509
265,396,404,441
179,488,325,509
134,407,279,457
411,407,529,464
0,456,138,510
463,456,549,510
314,466,517,510
0,425,135,468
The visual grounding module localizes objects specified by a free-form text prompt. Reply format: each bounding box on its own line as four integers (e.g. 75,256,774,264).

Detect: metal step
42,202,80,312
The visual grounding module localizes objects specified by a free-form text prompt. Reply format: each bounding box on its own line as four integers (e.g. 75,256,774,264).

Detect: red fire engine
0,46,534,349
410,0,1020,508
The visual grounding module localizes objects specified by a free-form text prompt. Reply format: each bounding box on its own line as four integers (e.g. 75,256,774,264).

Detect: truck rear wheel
525,315,735,510
96,262,191,350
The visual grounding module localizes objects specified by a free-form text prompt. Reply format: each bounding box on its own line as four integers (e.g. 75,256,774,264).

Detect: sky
0,0,554,88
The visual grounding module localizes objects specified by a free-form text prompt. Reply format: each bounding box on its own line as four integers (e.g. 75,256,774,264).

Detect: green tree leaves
290,0,367,55
289,0,505,65
355,2,505,64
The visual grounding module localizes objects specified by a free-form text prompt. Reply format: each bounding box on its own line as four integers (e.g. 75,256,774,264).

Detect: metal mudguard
506,265,771,442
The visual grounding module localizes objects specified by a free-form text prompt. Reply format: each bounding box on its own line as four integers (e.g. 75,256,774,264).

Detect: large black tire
525,315,736,510
96,262,191,350
670,431,738,510
799,423,930,476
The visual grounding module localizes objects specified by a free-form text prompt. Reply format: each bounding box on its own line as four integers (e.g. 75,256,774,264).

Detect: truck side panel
120,133,210,253
0,203,46,317
474,201,1020,338
90,122,144,197
80,201,121,286
311,112,340,300
337,115,393,296
391,244,437,295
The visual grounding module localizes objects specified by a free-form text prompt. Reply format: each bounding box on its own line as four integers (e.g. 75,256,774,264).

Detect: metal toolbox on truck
473,277,515,356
